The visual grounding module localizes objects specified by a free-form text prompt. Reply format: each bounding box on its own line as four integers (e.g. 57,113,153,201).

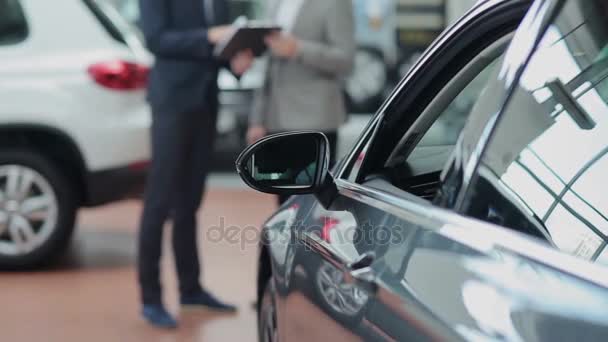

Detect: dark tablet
214,25,281,60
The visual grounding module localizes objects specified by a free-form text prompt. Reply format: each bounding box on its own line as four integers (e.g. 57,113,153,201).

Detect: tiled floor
0,186,277,342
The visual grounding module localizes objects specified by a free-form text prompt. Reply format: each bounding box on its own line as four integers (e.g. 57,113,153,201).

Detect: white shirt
275,0,306,33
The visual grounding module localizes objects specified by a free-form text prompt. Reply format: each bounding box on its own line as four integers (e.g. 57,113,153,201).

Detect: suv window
413,60,499,152
0,0,27,45
82,0,128,45
465,0,608,264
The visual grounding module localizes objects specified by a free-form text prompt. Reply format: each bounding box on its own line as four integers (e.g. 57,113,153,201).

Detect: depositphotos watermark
205,217,408,250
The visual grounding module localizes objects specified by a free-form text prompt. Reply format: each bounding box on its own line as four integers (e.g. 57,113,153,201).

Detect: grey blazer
250,0,355,132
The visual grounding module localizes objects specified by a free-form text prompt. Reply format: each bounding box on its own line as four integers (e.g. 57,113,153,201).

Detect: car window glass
0,0,27,45
376,54,503,200
82,0,129,45
415,60,499,149
466,0,608,265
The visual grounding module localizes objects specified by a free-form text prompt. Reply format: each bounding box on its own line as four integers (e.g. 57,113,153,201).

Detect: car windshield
465,0,608,266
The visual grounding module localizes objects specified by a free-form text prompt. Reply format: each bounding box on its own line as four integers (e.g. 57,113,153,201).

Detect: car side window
377,50,505,200
411,60,498,155
0,0,27,45
465,1,608,264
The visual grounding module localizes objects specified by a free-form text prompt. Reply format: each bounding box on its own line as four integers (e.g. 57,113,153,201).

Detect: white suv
0,0,151,269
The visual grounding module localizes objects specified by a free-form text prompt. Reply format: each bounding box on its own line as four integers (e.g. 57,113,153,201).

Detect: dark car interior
361,33,514,202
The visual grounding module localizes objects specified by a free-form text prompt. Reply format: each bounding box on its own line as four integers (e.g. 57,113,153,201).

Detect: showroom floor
0,176,277,342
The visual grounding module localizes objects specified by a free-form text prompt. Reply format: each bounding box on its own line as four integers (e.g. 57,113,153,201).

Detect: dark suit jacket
139,0,229,114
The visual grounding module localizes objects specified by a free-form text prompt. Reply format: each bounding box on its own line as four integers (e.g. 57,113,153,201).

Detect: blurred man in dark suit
138,0,252,329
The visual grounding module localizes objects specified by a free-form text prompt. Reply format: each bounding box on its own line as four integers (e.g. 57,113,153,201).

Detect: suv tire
0,149,77,269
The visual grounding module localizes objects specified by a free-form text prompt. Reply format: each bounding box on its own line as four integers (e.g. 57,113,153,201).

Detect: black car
237,0,608,340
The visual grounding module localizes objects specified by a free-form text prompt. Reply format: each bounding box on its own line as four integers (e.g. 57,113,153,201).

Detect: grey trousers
138,106,217,305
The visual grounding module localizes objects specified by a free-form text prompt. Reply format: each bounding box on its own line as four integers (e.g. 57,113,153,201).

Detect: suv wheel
0,149,77,269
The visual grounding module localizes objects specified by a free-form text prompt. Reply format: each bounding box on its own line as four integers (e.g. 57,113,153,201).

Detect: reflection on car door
281,195,386,341
289,188,470,341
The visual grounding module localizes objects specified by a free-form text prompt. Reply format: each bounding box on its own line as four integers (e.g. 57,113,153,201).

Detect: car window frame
0,0,29,46
82,0,128,45
337,0,532,205
383,35,511,177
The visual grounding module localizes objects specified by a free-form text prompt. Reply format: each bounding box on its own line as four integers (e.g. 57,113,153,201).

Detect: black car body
238,0,608,341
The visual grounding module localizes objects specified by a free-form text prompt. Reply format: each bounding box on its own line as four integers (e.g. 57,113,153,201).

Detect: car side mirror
236,132,332,196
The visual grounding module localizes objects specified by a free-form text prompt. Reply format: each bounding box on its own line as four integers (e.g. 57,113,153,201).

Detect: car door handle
347,251,376,271
347,252,378,294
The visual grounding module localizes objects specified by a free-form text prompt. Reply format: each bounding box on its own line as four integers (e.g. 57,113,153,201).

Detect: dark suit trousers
138,106,217,305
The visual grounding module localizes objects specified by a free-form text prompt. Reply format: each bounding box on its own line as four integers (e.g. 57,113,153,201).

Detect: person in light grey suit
247,0,356,166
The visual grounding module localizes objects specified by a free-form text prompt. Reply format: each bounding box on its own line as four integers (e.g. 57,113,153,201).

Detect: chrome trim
334,178,608,289
336,179,445,228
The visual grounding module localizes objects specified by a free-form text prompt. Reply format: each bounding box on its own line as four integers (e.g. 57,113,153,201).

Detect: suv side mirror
236,132,330,195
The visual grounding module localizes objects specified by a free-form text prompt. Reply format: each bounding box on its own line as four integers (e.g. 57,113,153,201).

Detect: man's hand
265,32,299,59
231,50,254,76
208,25,234,44
247,125,267,145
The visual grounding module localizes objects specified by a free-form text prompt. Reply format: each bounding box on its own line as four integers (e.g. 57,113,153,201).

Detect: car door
363,0,608,340
280,1,532,340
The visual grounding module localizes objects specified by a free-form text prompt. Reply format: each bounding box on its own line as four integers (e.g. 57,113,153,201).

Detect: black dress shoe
181,289,238,313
